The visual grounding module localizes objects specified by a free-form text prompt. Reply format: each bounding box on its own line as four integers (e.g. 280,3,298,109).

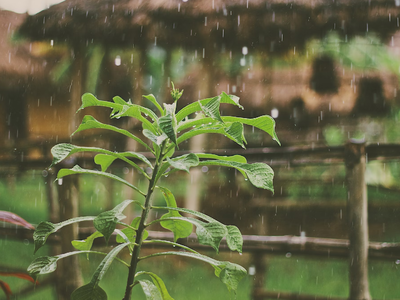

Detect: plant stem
122,143,165,300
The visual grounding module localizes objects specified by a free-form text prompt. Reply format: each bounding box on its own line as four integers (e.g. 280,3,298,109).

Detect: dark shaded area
353,77,389,115
310,56,339,94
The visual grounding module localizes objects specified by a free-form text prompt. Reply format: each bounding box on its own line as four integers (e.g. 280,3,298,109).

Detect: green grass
266,255,400,300
2,169,400,299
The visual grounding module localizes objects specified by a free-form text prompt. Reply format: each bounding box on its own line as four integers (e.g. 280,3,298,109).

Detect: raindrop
58,178,63,185
115,55,121,66
123,167,129,174
42,170,48,177
23,239,29,245
50,39,54,47
242,46,248,55
396,260,400,265
271,108,279,119
240,57,246,66
248,265,256,275
204,17,207,26
285,252,292,258
146,167,152,175
201,166,208,173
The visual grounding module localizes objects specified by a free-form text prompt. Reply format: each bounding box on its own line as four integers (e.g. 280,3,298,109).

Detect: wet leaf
226,225,243,253
199,96,224,123
34,217,95,254
195,153,246,163
71,282,107,300
57,165,145,196
0,211,34,229
141,251,246,293
224,122,246,148
193,220,227,253
72,115,150,150
198,160,274,193
158,103,178,147
72,231,104,258
72,243,129,300
217,262,247,293
27,256,58,279
222,115,280,145
94,200,133,244
136,272,174,300
166,153,199,173
159,187,193,241
138,280,162,300
143,94,163,115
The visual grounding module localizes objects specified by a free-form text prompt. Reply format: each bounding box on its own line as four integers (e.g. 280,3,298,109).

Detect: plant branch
122,142,166,300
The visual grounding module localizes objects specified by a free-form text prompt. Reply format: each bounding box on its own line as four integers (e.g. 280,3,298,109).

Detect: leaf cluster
27,86,279,299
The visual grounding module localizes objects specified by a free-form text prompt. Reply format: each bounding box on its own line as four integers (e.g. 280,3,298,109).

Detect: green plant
27,84,279,300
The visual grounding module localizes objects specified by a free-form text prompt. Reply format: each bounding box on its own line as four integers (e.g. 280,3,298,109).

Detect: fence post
345,139,371,300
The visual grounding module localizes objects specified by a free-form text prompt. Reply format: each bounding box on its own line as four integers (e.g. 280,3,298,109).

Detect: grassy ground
1,170,400,299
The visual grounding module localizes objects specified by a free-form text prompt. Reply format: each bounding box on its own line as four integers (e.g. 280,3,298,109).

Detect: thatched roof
18,0,148,47
18,0,400,54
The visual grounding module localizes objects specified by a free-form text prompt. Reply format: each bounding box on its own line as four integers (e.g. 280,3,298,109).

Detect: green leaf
189,218,227,253
71,282,107,300
71,242,129,300
50,144,149,176
136,272,174,300
220,92,243,110
140,251,246,293
138,280,162,300
143,129,168,146
27,256,58,279
152,206,215,224
72,115,151,150
94,152,151,173
226,225,243,253
160,213,193,243
158,103,178,147
175,93,243,123
218,262,247,293
222,115,280,146
176,122,246,148
33,217,95,254
199,96,224,123
94,154,116,172
72,231,104,259
57,165,145,196
198,160,274,193
112,104,158,134
158,187,193,242
143,94,164,115
195,153,247,163
94,200,133,244
224,122,247,148
79,93,118,112
113,96,158,121
166,153,199,173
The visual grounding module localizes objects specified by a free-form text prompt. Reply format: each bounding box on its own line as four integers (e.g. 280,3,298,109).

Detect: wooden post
54,43,84,299
345,139,371,300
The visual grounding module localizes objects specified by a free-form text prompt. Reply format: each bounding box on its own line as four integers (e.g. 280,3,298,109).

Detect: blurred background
2,0,400,299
